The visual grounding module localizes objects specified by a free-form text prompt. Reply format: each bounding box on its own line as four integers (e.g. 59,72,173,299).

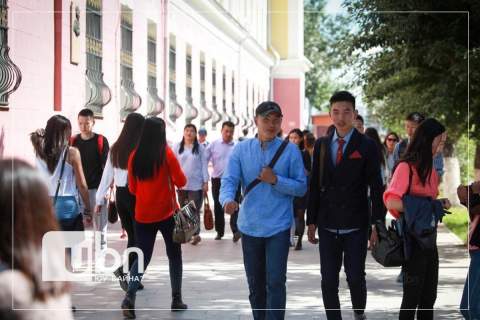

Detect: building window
0,0,21,106
146,21,164,117
120,7,141,119
199,57,211,127
211,62,221,130
85,0,111,116
168,41,182,123
200,62,205,81
185,51,198,124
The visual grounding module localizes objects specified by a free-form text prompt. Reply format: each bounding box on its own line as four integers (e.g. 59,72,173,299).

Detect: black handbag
107,189,118,224
372,219,404,267
371,163,413,267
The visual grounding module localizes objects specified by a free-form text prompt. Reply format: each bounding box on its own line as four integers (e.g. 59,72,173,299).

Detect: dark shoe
233,231,241,243
121,291,136,319
114,266,128,292
72,306,76,312
214,234,222,240
354,312,368,320
138,282,144,290
294,243,302,250
171,292,188,311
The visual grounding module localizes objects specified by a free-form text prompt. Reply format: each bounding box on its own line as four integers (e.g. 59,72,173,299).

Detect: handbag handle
164,157,177,215
53,146,69,207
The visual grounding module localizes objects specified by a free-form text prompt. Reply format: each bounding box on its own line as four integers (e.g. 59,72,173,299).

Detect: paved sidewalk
73,216,469,320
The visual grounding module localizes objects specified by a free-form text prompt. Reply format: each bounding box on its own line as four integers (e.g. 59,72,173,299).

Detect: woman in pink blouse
384,118,451,320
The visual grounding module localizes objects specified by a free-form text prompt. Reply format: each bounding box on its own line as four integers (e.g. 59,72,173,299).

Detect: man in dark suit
307,91,383,320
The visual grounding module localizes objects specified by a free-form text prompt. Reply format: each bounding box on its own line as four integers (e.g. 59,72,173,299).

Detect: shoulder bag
107,187,118,224
371,163,412,267
240,139,289,203
165,161,200,244
55,147,85,233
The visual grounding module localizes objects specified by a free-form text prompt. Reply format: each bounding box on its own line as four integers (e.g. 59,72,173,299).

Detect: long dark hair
179,124,200,155
111,113,145,169
131,117,167,180
287,128,305,150
383,132,399,149
0,159,69,301
393,118,446,186
365,127,386,167
30,115,72,174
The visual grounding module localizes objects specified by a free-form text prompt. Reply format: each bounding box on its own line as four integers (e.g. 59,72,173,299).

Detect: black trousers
399,238,439,320
211,178,241,237
115,186,137,271
318,227,368,320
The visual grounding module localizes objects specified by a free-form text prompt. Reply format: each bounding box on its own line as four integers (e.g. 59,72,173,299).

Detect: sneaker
233,231,241,243
353,312,368,320
396,272,403,283
191,235,201,245
214,234,222,240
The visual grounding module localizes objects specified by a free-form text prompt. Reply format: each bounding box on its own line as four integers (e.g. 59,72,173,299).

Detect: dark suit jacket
307,128,384,230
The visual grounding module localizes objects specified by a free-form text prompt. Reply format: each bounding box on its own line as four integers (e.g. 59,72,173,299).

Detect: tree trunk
475,140,480,181
442,138,461,207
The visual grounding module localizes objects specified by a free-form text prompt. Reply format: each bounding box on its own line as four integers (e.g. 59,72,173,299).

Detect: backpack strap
70,134,80,147
98,134,104,155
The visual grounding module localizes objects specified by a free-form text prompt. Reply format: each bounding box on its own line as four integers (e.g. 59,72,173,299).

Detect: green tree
304,0,350,111
340,0,479,203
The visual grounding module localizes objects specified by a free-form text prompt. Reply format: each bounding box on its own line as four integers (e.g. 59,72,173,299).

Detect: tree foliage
304,0,350,111
340,0,479,143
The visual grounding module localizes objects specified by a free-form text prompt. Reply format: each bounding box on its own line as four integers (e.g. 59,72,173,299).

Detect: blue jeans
241,228,290,320
318,227,368,320
460,249,480,319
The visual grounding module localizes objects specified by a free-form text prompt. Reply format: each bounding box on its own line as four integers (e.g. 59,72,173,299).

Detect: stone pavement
73,215,469,320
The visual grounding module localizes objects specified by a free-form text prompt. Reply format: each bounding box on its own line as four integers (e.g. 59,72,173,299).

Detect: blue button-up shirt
331,127,355,167
220,137,307,237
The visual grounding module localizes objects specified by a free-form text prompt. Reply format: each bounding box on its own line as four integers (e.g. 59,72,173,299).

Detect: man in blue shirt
220,101,307,320
307,91,383,320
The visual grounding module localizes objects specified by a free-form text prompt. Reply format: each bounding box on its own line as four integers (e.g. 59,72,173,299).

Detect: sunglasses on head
387,138,398,142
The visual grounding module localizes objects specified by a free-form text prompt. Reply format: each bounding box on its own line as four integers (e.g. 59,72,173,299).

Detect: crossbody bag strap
53,146,69,207
242,139,289,200
318,137,326,192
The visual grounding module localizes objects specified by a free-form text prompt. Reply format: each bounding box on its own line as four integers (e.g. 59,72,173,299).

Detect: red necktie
336,139,346,165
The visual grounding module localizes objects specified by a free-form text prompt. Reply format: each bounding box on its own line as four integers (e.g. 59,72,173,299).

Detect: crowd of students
0,91,478,320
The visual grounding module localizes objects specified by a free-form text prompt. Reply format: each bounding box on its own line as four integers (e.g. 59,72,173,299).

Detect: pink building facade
0,0,310,163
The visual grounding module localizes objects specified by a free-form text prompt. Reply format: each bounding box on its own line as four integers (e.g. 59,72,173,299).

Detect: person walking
31,115,92,231
287,128,311,250
384,118,451,320
206,121,240,241
95,113,145,291
173,124,209,245
71,109,110,268
383,132,399,183
307,91,383,320
220,101,307,320
121,117,187,319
